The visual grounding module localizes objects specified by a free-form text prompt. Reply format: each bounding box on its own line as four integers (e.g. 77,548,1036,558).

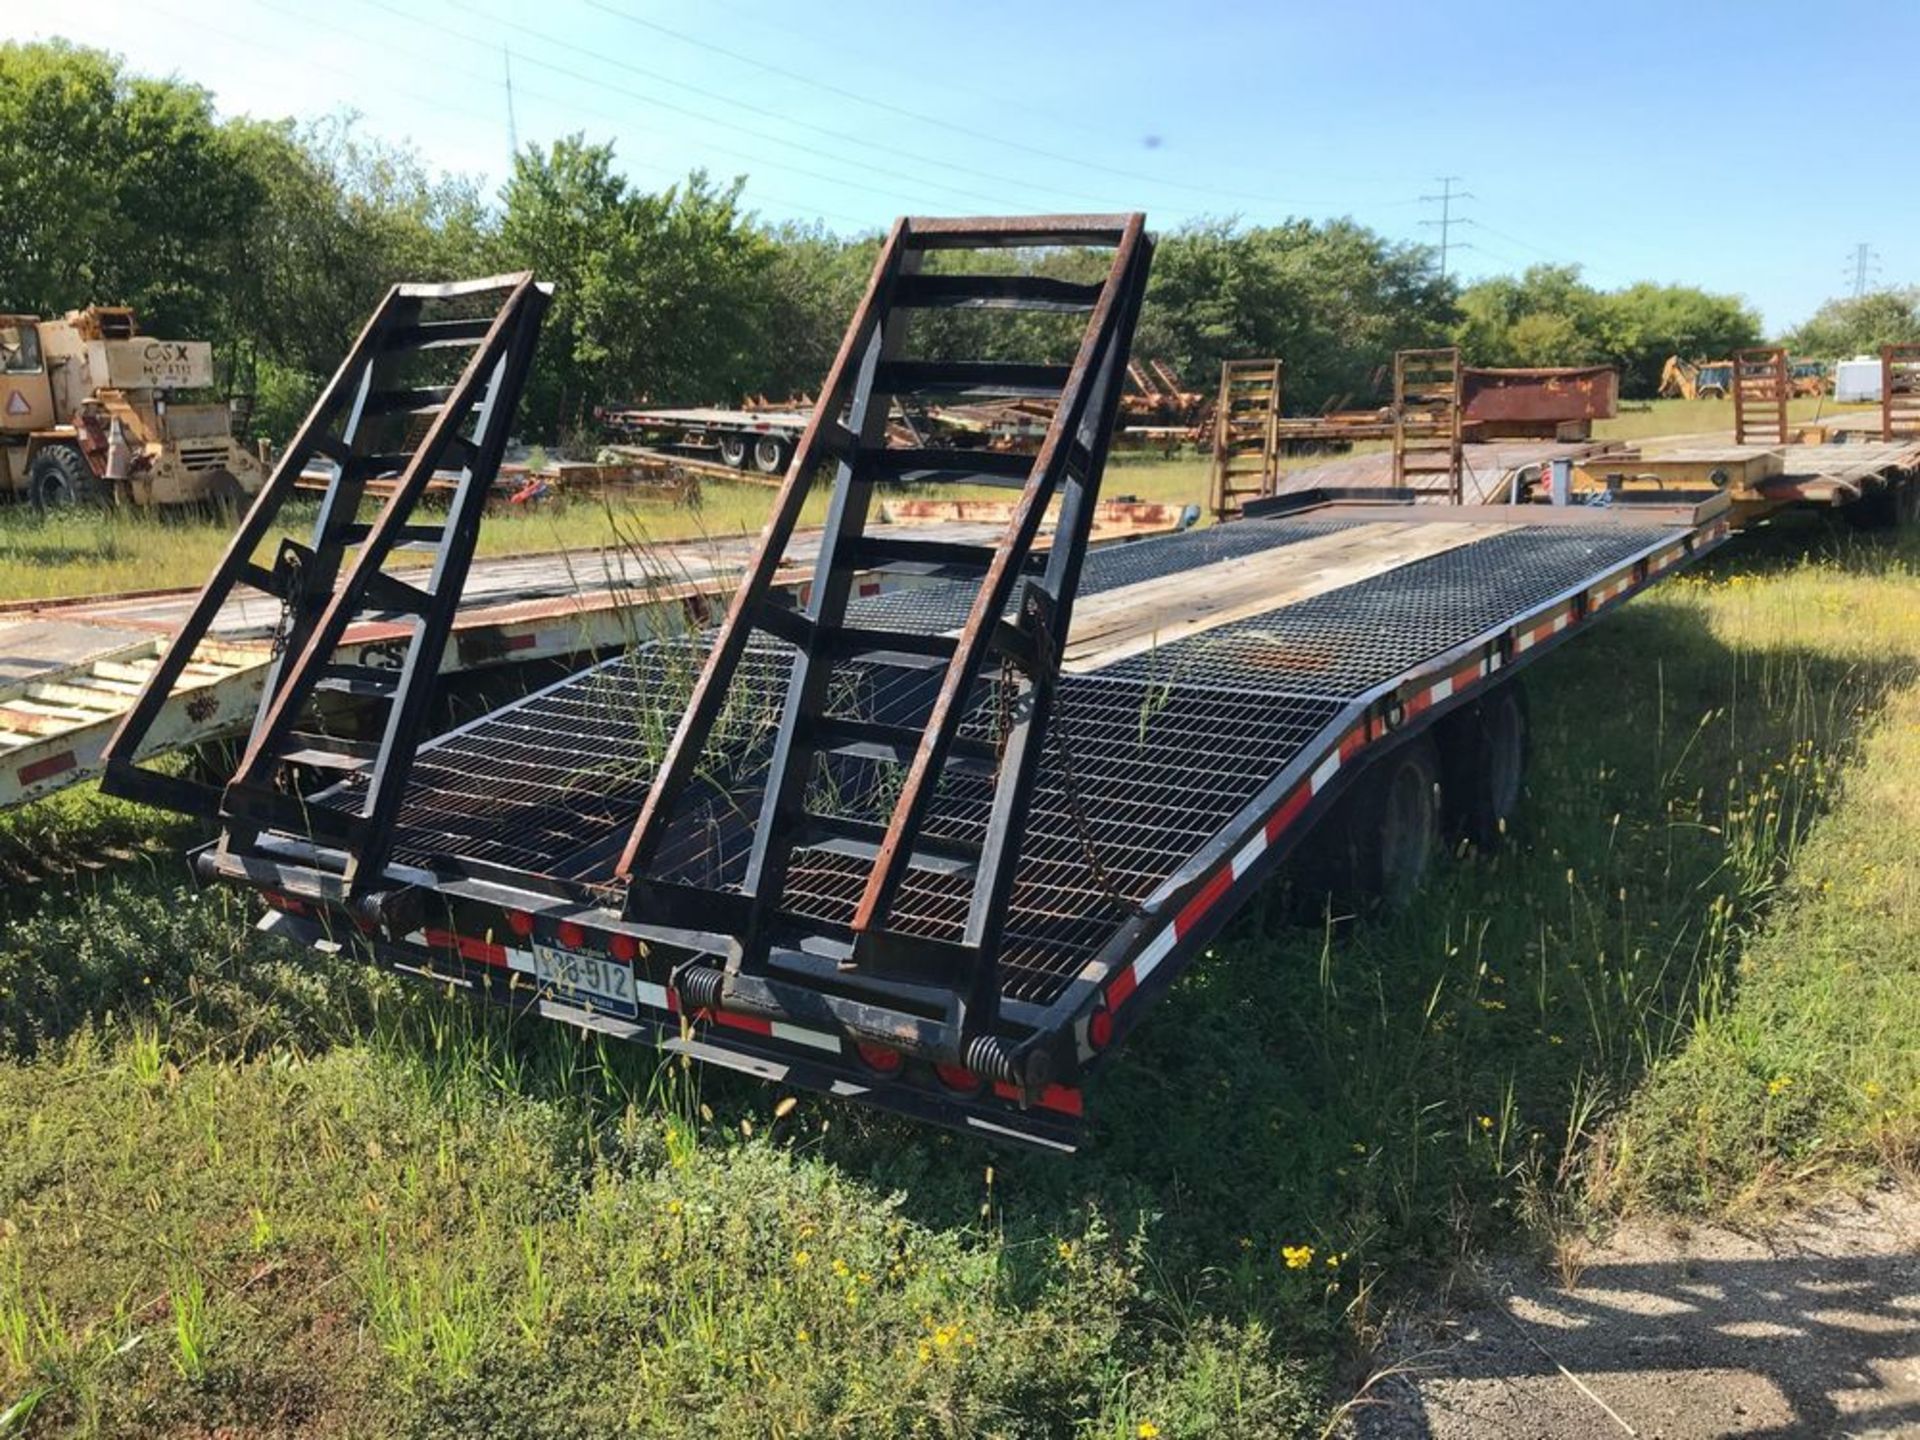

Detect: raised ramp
1209,359,1282,520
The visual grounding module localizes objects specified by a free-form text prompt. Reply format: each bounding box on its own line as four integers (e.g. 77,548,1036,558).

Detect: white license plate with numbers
530,942,638,1019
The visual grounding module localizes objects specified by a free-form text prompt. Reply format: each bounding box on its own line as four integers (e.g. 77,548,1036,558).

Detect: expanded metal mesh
376,517,1678,1008
844,515,1365,635
1097,525,1664,699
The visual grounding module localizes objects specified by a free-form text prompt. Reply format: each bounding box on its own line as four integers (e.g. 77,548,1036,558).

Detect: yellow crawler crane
0,306,265,507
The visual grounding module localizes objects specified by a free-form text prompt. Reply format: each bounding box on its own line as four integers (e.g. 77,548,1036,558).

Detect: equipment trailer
596,403,812,477
105,220,1733,1152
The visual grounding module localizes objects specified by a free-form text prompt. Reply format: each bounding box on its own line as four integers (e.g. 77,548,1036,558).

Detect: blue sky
7,0,1914,330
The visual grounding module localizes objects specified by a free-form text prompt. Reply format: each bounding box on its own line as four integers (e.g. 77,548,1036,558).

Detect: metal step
874,360,1071,398
800,812,984,876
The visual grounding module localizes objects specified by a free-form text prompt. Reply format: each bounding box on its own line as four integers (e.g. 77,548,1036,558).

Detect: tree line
7,40,1904,449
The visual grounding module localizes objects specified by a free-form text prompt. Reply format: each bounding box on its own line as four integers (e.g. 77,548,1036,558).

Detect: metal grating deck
370,515,1681,1008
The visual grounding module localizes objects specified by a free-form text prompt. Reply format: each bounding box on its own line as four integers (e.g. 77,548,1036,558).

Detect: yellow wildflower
1282,1244,1314,1270
1138,1425,1161,1439
792,1250,811,1268
1767,1074,1793,1097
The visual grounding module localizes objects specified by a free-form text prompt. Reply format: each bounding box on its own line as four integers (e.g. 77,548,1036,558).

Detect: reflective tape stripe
772,1020,842,1053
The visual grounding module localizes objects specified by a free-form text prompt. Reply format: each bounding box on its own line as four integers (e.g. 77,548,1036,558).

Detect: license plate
530,942,638,1019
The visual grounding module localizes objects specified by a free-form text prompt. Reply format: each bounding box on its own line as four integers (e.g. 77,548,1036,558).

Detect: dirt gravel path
1350,1188,1920,1439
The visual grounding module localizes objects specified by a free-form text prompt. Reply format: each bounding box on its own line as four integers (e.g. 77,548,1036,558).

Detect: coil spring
675,964,727,1012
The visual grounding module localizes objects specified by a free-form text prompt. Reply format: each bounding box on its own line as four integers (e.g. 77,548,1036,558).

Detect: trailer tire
29,444,104,509
753,435,791,475
1438,683,1529,849
1843,476,1918,531
1369,734,1443,907
204,468,247,516
717,435,749,470
1296,733,1442,913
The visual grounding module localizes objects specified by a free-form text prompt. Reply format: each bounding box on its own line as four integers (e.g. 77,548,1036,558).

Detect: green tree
221,115,490,435
1594,282,1760,395
0,40,260,336
1455,266,1759,397
1783,289,1920,358
494,137,776,442
1136,218,1454,412
752,223,882,399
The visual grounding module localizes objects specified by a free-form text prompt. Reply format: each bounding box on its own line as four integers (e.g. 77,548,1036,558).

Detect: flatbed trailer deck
245,489,1728,1150
596,404,813,476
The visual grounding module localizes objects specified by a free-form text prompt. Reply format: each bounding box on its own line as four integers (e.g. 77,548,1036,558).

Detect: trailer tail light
854,1041,904,1075
934,1062,982,1096
556,920,586,949
506,909,534,939
1087,1005,1114,1051
608,932,639,962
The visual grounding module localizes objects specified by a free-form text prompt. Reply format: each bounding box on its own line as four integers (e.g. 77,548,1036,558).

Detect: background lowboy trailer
248,488,1729,1151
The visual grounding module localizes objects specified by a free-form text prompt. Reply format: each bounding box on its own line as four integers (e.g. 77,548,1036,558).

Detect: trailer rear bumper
255,903,1088,1151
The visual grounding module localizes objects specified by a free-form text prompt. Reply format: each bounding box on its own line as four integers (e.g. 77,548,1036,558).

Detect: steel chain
1022,597,1134,920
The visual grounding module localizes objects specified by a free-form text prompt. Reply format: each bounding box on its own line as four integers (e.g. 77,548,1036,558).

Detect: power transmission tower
504,47,520,167
1846,242,1881,298
1420,177,1474,281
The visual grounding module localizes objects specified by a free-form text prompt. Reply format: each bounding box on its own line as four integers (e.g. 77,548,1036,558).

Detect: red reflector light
1087,1007,1114,1051
556,920,587,949
506,909,534,938
608,932,639,962
934,1062,982,1095
855,1041,904,1075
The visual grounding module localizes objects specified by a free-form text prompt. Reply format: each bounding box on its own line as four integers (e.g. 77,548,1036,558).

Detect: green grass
0,454,1214,606
2,486,1917,1434
1592,394,1870,443
1601,527,1920,1215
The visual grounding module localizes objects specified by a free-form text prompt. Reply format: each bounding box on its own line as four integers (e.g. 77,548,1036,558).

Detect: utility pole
504,47,520,168
1846,242,1881,299
1420,176,1474,281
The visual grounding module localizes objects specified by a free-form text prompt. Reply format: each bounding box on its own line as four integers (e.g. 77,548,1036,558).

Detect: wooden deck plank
1060,520,1515,672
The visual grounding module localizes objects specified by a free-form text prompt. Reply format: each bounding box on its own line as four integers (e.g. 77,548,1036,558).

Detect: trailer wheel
1371,735,1443,907
1843,475,1918,531
29,444,104,509
753,436,791,475
717,435,749,470
1439,683,1529,849
1297,733,1442,913
203,468,248,520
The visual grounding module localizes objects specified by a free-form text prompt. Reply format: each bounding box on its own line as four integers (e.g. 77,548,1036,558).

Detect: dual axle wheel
715,434,792,475
1298,682,1529,911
